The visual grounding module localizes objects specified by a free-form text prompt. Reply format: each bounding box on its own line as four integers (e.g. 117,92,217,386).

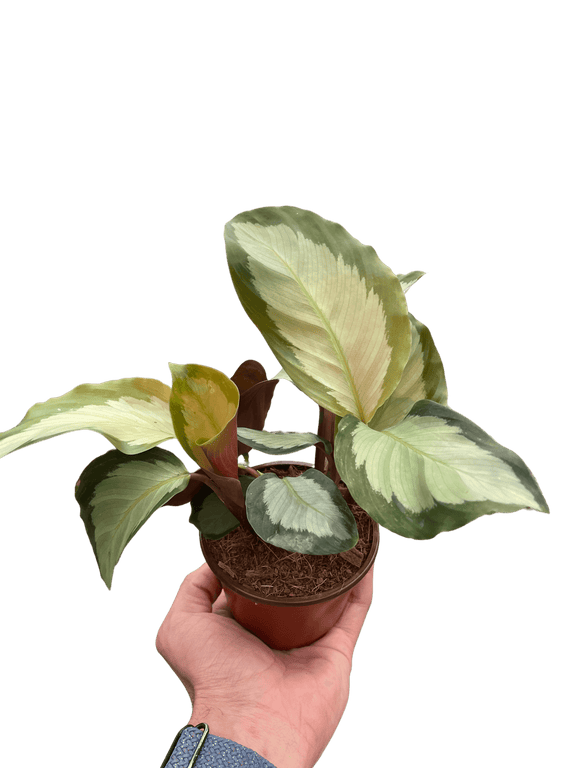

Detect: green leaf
0,378,174,459
368,314,448,430
335,402,549,540
169,363,240,477
190,475,253,540
237,427,331,455
225,206,412,423
397,271,425,293
246,468,358,555
75,447,190,588
162,473,206,507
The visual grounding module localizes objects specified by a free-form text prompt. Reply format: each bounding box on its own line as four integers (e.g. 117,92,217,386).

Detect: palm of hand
157,564,373,768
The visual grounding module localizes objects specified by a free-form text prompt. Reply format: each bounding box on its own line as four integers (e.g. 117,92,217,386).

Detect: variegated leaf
369,314,448,430
190,475,253,540
270,368,294,384
335,402,549,540
237,427,331,455
245,468,358,555
76,447,190,588
162,473,206,507
0,379,174,459
225,206,411,423
397,271,425,293
169,364,239,477
272,368,293,382
270,368,298,389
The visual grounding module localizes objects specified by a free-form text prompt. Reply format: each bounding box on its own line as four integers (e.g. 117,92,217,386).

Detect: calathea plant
0,206,548,589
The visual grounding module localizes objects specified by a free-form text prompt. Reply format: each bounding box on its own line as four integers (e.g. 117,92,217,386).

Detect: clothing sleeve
164,725,278,768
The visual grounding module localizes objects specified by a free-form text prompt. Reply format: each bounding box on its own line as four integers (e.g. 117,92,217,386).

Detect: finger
339,564,374,636
213,591,229,613
317,565,374,659
171,562,223,615
212,585,237,619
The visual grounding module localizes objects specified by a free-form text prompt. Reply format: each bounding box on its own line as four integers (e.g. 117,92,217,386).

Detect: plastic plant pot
200,462,379,650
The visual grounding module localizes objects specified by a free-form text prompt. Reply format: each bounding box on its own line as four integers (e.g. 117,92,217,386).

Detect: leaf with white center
237,427,331,455
397,271,425,293
335,402,549,540
76,448,190,588
190,475,253,540
225,206,411,423
369,314,448,430
246,468,358,555
169,364,239,477
0,379,174,459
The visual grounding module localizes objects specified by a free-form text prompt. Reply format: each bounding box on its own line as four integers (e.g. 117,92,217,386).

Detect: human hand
156,562,374,768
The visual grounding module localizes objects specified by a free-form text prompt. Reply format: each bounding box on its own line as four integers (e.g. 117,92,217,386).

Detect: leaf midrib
279,476,332,521
97,470,190,539
379,421,484,479
265,241,367,421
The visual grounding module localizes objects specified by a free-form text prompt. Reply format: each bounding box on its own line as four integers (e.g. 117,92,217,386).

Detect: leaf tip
168,362,182,381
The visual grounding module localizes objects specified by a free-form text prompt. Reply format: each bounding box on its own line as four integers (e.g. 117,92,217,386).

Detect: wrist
188,704,265,755
189,703,305,768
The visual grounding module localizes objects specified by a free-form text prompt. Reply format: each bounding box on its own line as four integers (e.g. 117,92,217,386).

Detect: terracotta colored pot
201,462,379,650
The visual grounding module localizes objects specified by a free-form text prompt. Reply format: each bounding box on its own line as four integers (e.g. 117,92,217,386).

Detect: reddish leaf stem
238,466,261,479
315,407,340,485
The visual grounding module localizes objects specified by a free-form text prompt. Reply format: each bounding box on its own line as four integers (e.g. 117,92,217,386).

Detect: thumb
171,563,223,615
314,565,374,659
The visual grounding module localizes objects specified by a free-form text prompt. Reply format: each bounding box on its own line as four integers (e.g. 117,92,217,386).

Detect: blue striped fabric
165,726,277,767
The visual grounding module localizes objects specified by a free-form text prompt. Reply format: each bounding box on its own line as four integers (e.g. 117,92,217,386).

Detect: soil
201,463,375,600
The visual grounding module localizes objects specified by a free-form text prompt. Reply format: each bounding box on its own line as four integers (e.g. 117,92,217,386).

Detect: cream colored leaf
0,379,174,459
397,271,425,292
226,207,411,422
335,403,549,540
369,315,448,430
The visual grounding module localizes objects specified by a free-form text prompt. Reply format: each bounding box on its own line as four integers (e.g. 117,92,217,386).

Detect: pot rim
200,461,379,607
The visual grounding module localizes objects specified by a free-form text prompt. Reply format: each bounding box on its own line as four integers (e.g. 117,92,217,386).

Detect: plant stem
315,406,340,485
315,407,333,473
238,465,261,479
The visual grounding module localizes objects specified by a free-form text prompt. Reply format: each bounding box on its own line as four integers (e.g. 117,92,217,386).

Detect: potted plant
0,206,549,650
